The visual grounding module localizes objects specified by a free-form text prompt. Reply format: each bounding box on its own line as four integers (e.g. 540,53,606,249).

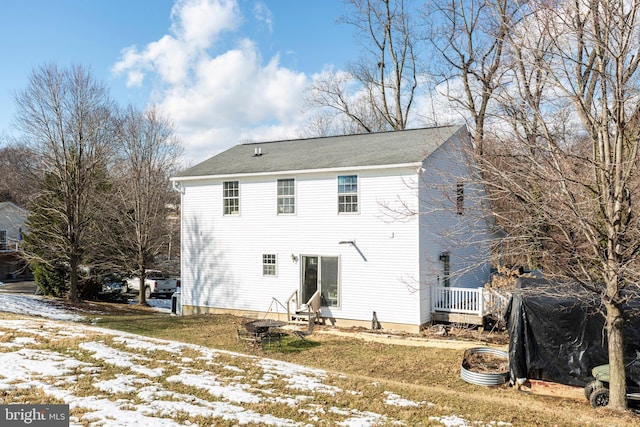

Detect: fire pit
460,347,509,386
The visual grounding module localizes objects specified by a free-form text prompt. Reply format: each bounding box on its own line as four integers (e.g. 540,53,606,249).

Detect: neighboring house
171,126,500,332
0,202,29,281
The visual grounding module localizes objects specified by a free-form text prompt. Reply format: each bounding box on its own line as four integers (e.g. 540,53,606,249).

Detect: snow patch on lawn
0,292,514,427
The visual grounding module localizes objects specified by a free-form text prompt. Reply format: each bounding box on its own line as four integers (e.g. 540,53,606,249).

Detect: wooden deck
431,286,509,326
431,311,485,326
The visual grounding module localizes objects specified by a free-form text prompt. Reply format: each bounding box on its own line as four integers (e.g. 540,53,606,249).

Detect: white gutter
169,162,423,183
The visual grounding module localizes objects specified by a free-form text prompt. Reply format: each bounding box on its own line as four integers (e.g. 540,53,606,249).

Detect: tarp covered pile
505,279,640,387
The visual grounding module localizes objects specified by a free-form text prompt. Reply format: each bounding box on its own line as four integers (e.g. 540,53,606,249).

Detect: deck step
290,311,319,324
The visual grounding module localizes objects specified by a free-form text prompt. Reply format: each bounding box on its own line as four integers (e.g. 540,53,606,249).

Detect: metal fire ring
460,347,509,386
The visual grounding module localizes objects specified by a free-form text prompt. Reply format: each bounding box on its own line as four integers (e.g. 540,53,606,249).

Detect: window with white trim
277,178,295,214
456,181,464,215
338,175,358,213
440,252,451,287
223,181,239,215
262,254,277,276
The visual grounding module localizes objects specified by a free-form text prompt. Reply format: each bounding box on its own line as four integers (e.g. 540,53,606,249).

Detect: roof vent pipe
254,147,263,156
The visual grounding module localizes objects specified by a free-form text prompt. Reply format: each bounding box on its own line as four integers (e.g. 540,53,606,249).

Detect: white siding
417,132,494,324
178,129,497,329
180,168,423,326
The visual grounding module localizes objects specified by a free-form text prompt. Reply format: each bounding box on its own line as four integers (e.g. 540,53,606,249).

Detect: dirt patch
524,379,585,401
316,330,507,351
316,322,509,350
464,351,509,374
421,323,509,345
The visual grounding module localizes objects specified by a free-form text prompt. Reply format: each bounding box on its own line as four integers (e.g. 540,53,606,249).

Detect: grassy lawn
87,307,640,427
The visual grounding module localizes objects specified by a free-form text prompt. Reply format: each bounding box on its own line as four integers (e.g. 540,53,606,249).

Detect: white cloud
111,0,465,166
171,0,240,49
113,0,241,88
252,2,273,33
112,0,312,165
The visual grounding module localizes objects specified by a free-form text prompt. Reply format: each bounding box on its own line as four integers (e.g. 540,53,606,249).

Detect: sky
0,0,361,166
0,288,497,426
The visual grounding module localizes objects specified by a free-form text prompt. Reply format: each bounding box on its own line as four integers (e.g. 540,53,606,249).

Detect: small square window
263,254,277,276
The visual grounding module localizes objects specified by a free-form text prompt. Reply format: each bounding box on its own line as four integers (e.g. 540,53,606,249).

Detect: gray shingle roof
174,125,465,178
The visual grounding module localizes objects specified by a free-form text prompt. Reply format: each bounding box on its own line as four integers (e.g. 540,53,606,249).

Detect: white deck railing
285,289,298,321
483,288,511,319
431,286,511,318
431,286,484,316
285,289,321,322
0,241,20,252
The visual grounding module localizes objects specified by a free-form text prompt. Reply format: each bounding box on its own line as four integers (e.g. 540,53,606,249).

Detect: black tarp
505,280,640,387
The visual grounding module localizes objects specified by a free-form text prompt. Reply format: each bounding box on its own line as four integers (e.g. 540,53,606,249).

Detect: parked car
101,273,126,294
124,270,180,299
98,273,128,302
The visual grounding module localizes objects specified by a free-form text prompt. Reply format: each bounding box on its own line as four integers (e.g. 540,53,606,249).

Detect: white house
0,202,29,281
171,125,499,332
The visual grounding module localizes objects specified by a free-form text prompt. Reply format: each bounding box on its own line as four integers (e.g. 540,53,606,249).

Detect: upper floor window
223,181,239,215
456,181,464,215
439,251,451,287
277,178,295,214
338,175,358,213
263,254,277,276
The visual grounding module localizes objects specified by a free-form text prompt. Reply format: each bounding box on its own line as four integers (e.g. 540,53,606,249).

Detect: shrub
33,262,68,297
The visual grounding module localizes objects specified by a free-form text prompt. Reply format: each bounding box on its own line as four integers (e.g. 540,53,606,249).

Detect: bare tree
105,105,183,305
425,0,521,156
0,140,40,208
14,64,115,302
307,0,422,134
489,6,559,270
481,0,640,410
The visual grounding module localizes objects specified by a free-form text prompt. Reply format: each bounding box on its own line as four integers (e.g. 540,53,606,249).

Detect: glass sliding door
301,255,339,307
320,256,338,307
301,256,318,303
